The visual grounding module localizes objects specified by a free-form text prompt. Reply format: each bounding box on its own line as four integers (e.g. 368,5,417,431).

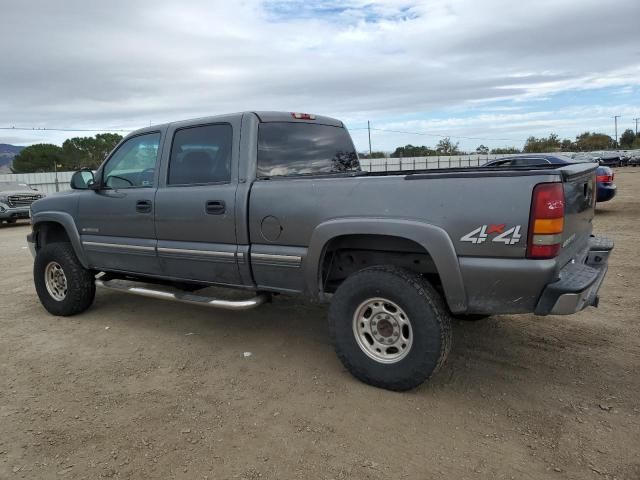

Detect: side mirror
70,170,96,190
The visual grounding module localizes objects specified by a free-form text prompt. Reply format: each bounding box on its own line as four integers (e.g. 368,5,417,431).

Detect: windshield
0,181,31,192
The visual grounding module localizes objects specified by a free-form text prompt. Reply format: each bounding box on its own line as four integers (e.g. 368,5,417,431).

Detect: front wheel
34,243,96,316
328,266,452,391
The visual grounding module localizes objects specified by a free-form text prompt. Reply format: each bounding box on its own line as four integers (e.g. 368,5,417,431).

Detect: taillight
527,183,564,259
596,174,613,184
291,112,316,120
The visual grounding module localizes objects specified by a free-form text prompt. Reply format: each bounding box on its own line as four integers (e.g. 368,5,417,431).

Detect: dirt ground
1,171,639,480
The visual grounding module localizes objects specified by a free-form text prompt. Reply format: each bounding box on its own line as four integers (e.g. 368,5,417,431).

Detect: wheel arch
305,218,467,312
31,212,89,268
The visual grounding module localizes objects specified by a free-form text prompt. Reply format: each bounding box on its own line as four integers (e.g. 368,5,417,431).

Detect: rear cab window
257,123,360,178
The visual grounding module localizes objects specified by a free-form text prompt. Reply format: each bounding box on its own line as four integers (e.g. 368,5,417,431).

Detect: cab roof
129,111,343,137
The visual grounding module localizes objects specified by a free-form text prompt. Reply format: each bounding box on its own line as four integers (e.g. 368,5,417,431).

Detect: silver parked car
0,181,45,224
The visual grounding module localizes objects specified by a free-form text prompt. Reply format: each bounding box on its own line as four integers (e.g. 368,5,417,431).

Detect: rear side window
168,124,232,185
257,123,359,177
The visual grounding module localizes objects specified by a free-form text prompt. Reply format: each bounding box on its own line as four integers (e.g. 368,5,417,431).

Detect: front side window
103,132,161,188
168,124,232,185
257,123,359,177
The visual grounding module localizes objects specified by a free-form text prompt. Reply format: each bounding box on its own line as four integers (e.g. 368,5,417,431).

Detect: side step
96,279,270,311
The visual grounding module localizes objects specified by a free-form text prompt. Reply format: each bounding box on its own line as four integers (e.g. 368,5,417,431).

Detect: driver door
77,130,163,275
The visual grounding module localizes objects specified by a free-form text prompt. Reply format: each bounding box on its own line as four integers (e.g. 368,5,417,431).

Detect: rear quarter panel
249,171,561,260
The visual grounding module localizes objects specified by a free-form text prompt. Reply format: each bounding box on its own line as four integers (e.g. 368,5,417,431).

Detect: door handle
205,200,226,215
136,200,152,213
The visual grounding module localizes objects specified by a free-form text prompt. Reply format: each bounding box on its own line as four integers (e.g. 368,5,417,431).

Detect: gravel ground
1,171,639,480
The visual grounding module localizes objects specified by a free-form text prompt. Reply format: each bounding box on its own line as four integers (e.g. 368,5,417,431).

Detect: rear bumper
534,236,613,315
596,184,616,203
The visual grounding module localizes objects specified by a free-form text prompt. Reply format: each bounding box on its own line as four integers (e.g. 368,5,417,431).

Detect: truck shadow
87,288,621,401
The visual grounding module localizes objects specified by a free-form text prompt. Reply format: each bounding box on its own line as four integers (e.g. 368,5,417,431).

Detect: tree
11,144,64,173
523,133,562,153
62,133,123,170
476,144,489,154
435,137,459,155
619,129,635,149
574,132,615,151
391,144,436,157
560,139,575,151
359,151,386,159
490,147,520,154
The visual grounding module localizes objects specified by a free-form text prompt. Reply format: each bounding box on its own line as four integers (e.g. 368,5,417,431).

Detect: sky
1,0,639,153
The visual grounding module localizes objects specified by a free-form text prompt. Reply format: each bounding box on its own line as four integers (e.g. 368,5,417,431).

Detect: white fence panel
359,155,495,172
0,171,75,194
0,152,569,190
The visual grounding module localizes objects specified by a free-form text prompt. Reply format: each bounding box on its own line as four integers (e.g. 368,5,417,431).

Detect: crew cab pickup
27,111,613,390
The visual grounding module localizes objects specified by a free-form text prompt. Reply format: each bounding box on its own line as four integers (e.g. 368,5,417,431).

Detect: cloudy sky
1,0,639,152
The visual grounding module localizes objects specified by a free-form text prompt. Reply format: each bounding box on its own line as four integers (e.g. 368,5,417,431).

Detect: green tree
574,132,615,151
391,144,436,157
560,139,575,151
619,129,635,149
523,133,562,153
476,144,489,154
359,151,386,159
62,133,123,170
490,147,521,154
11,144,64,173
436,137,459,155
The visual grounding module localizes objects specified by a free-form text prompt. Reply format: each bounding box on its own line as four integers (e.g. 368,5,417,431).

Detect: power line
3,124,512,142
0,126,132,132
371,127,511,142
349,125,510,142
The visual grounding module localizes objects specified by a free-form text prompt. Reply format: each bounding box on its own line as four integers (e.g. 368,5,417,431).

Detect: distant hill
0,144,24,173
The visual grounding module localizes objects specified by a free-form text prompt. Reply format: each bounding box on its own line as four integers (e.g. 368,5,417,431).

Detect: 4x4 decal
461,224,522,245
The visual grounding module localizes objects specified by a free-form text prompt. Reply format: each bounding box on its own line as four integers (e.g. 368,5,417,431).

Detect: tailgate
556,163,598,264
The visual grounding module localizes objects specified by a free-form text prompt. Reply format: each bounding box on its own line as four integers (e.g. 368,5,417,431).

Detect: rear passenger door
154,122,242,286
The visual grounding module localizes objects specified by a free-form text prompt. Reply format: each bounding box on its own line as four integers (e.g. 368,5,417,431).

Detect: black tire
328,266,452,391
34,242,96,316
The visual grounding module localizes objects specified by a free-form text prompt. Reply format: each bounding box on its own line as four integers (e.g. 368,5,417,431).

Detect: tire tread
328,265,452,391
34,242,96,316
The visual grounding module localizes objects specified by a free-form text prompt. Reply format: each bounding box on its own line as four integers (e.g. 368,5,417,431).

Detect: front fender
305,217,467,312
31,211,89,268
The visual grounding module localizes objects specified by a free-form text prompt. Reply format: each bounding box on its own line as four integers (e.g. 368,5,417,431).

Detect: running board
95,279,270,311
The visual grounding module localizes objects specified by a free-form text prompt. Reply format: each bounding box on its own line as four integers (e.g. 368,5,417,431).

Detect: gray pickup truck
27,111,612,390
1,181,45,224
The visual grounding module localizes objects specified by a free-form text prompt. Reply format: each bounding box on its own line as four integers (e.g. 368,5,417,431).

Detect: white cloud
0,0,638,150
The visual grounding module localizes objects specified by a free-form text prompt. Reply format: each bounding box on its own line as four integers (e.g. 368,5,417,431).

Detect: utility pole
634,117,639,137
53,161,59,192
367,120,372,157
613,115,621,148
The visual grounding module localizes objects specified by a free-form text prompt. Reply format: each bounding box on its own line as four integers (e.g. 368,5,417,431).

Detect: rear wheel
328,266,452,391
34,243,96,316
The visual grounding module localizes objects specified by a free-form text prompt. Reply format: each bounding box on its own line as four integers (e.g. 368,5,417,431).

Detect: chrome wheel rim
352,297,413,364
44,261,67,301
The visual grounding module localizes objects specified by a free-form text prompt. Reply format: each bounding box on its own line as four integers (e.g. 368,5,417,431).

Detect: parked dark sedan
483,154,616,203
